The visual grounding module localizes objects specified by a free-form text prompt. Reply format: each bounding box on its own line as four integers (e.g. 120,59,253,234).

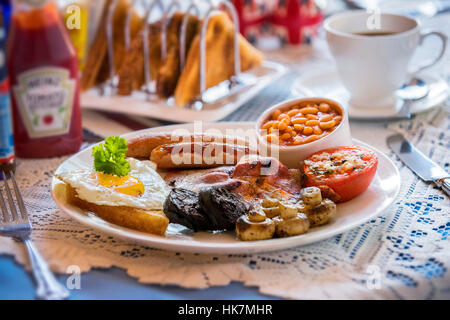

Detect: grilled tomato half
303,146,378,202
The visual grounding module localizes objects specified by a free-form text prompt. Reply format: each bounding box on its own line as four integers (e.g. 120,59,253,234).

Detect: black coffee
355,31,398,36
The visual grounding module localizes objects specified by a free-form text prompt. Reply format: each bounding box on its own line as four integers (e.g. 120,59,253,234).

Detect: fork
0,168,69,300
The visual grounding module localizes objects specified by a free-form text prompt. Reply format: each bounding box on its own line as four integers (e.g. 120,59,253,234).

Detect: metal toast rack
103,0,253,110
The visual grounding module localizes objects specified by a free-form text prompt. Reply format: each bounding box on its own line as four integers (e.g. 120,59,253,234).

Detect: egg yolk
95,172,145,197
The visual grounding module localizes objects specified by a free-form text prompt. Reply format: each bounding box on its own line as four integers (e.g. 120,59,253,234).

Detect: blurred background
2,0,449,84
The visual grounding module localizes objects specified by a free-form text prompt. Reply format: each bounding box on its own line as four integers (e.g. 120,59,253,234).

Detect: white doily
1,106,449,299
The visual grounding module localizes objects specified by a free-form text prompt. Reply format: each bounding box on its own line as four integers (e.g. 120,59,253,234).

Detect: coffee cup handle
411,30,447,74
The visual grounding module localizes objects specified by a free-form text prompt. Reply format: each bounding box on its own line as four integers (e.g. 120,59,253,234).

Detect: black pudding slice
163,188,210,231
199,187,249,230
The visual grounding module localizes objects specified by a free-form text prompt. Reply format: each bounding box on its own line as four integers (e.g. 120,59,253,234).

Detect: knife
387,133,450,197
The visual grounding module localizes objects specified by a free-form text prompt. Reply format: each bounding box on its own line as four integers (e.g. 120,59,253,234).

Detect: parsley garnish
92,136,130,177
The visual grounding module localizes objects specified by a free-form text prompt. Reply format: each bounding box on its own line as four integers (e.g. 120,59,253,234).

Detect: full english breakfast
55,102,379,241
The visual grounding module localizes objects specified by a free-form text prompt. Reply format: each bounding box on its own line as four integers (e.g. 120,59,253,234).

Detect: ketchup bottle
7,0,82,158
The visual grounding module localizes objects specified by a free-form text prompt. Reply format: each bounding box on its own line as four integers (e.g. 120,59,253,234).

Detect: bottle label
0,91,14,162
13,67,75,138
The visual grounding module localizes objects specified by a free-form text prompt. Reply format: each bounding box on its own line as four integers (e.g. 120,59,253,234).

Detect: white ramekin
255,97,353,168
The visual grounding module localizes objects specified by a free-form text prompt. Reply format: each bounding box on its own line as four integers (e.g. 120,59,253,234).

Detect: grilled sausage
150,142,255,169
126,133,176,159
126,132,250,159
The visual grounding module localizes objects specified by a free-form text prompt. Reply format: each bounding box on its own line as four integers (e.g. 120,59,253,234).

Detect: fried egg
56,158,169,210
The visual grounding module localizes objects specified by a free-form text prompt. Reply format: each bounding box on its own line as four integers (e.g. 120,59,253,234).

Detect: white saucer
291,68,449,120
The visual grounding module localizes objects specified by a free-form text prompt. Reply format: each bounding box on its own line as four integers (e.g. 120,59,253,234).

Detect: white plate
51,122,401,254
291,68,449,120
81,61,286,123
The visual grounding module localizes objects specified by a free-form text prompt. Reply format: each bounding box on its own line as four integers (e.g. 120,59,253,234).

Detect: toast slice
65,183,169,236
81,0,143,91
174,12,264,107
156,12,201,98
117,21,163,95
117,12,201,97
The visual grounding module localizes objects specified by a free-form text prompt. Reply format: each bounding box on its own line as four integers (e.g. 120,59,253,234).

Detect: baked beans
260,101,342,146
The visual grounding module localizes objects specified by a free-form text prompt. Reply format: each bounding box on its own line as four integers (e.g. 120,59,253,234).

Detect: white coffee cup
325,11,447,109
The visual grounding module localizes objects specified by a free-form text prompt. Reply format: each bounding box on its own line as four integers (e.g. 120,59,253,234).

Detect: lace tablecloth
1,12,450,299
1,103,449,299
